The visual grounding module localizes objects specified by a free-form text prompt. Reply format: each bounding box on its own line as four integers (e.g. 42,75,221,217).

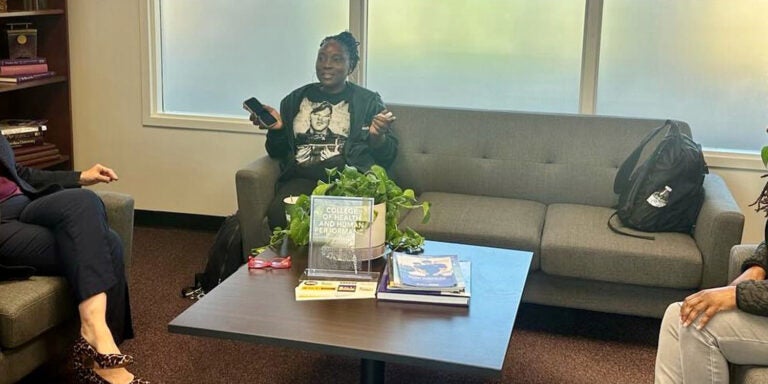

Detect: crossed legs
0,189,137,383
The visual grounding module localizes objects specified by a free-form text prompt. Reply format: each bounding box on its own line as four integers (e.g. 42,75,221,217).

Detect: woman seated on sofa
655,222,768,383
248,30,398,230
0,134,148,383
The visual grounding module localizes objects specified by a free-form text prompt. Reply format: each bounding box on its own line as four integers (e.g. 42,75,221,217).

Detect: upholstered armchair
0,191,134,384
728,244,768,384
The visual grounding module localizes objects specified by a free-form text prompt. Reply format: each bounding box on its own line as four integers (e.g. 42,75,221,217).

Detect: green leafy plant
262,165,431,252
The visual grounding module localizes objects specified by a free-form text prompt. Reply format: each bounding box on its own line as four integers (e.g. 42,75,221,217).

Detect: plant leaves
762,146,768,167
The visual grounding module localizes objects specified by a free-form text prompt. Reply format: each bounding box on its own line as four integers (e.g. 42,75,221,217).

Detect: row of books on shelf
0,57,56,83
0,119,62,166
294,252,471,306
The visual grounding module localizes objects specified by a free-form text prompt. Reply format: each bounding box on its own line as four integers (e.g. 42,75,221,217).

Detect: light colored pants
655,302,768,384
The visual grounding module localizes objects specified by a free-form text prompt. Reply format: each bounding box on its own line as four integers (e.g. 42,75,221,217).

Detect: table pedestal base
360,358,385,384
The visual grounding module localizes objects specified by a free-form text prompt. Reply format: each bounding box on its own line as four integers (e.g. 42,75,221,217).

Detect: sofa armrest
693,173,745,288
729,244,757,282
236,155,281,255
94,191,135,267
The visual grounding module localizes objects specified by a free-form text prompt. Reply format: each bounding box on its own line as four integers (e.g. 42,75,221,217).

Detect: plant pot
348,202,386,261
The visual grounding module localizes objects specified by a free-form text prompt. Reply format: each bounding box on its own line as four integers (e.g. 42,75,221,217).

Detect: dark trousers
267,178,318,229
0,188,134,344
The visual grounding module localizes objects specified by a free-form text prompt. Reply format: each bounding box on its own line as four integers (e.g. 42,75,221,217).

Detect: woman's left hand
680,286,737,329
79,163,119,186
369,109,395,146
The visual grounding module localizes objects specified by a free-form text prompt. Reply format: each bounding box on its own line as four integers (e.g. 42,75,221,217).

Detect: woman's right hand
250,104,283,130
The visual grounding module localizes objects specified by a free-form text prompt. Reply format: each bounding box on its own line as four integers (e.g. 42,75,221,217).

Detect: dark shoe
73,336,135,369
73,357,151,384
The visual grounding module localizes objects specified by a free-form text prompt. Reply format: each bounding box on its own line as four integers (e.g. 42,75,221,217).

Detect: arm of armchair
729,244,759,282
95,191,135,267
693,173,745,288
236,155,281,256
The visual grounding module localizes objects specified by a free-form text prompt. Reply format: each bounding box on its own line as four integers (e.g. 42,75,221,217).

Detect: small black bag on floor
181,212,245,299
609,120,708,240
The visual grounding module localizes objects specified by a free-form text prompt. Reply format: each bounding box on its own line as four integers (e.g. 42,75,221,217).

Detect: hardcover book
0,63,48,76
0,57,46,66
18,153,61,166
9,136,44,148
390,252,462,290
15,148,58,162
13,142,55,156
377,261,471,306
0,71,55,83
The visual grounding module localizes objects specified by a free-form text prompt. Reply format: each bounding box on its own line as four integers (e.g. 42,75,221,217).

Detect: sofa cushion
399,192,545,270
0,276,74,349
731,365,768,384
541,204,701,289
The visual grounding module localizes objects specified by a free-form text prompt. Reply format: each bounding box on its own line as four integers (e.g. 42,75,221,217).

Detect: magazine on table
377,260,471,306
389,252,465,291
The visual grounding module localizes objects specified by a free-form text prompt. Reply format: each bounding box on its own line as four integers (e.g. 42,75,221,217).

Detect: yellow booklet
295,280,378,301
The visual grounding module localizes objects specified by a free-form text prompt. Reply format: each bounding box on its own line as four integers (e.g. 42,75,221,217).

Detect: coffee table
168,240,532,384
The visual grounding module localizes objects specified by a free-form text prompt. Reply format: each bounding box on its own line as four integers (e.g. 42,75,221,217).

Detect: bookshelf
0,0,72,170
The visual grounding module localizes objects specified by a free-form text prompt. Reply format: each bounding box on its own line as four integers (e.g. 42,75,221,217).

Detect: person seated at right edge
654,217,768,382
248,31,398,230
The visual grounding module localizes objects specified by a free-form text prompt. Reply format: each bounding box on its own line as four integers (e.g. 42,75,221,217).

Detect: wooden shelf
25,154,69,169
0,0,72,170
0,75,66,93
0,9,64,18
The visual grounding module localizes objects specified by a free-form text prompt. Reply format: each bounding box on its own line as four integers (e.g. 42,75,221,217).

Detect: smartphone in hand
243,97,278,128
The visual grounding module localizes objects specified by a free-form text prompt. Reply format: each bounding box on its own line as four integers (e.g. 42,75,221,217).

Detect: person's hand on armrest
79,164,118,186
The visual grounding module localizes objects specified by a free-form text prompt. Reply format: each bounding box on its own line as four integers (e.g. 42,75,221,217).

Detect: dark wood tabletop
168,240,532,377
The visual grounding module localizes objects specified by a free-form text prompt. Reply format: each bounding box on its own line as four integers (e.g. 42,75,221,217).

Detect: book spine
15,71,56,82
0,71,56,83
1,125,46,136
9,137,44,148
4,131,45,141
18,154,62,167
0,63,49,76
0,58,47,66
13,142,55,156
15,148,59,162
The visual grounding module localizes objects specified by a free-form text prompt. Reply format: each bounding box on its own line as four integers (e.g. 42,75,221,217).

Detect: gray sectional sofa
236,104,744,319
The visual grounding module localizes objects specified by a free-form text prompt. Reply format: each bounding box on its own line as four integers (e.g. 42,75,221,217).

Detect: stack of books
0,119,61,166
0,57,55,83
377,252,471,306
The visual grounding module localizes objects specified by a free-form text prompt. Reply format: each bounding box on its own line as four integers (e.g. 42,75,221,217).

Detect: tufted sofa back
387,104,691,208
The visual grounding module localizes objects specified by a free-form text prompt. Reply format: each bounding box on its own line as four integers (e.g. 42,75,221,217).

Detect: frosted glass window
598,0,768,152
367,0,585,113
159,1,348,118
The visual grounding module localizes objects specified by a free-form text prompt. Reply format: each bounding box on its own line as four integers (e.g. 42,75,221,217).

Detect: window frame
138,0,762,170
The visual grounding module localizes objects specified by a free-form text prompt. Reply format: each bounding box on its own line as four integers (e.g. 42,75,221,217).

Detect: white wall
68,1,263,216
67,1,767,244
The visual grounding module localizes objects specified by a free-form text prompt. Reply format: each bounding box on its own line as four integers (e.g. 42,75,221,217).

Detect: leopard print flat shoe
73,352,150,384
73,336,135,369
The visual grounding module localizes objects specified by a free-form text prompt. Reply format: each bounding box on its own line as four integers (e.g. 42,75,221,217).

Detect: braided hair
750,176,768,216
320,31,360,73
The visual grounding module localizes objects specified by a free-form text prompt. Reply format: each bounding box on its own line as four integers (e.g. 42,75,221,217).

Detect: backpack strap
608,212,655,240
613,120,673,194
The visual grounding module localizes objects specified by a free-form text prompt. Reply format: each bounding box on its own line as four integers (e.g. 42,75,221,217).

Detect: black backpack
182,213,245,299
609,120,708,240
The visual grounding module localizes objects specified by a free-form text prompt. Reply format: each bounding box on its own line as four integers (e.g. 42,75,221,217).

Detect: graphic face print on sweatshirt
293,98,350,167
